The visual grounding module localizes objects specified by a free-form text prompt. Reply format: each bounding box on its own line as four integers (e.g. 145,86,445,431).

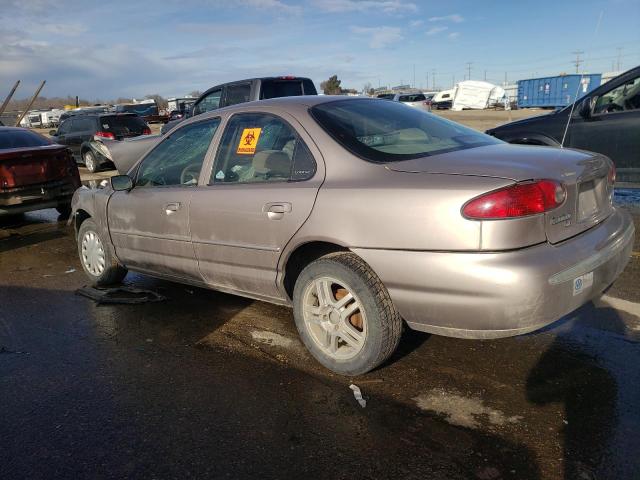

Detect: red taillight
279,75,296,80
142,127,151,135
462,180,566,219
95,131,115,139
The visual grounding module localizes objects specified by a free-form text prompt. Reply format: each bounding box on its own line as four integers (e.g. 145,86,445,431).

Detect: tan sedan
71,96,634,375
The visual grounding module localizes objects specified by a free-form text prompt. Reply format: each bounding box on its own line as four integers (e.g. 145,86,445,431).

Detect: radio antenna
561,10,604,148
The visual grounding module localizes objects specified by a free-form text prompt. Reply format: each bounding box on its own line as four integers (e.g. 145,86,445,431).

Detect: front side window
210,113,316,184
224,84,252,107
193,89,222,116
136,118,220,187
310,99,500,163
593,76,640,114
57,119,72,135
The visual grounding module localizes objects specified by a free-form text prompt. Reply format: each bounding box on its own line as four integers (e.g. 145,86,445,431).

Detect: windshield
399,94,426,102
310,99,501,163
0,129,52,149
376,94,395,100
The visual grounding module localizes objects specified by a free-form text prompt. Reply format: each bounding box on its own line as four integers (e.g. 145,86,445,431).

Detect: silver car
70,96,634,375
378,92,432,111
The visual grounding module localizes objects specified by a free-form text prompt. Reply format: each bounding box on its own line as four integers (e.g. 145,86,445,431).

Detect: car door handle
165,202,181,215
263,202,292,220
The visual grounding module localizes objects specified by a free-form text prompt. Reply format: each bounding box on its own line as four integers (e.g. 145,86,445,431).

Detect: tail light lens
142,127,152,135
95,131,115,139
463,180,566,220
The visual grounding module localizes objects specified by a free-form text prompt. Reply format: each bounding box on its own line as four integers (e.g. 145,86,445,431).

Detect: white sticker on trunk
573,272,594,296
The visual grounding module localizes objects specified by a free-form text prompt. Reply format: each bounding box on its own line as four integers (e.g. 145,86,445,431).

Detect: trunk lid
0,145,73,189
386,143,614,243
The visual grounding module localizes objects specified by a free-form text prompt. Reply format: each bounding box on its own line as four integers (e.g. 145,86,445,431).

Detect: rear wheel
83,150,99,173
293,252,402,375
77,219,127,286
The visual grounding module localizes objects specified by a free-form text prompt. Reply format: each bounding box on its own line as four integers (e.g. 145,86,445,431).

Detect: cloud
426,26,448,35
409,19,423,27
428,14,464,23
448,32,460,39
317,0,418,13
350,25,403,48
241,0,302,14
41,23,88,36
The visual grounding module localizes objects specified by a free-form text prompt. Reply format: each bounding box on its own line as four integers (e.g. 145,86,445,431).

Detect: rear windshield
376,94,395,100
0,129,51,149
100,115,148,135
399,94,426,102
310,99,500,163
260,79,317,99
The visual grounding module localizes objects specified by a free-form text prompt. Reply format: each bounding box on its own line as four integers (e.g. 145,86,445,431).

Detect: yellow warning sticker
237,128,262,155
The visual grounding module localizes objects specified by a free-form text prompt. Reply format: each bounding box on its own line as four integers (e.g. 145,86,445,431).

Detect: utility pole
0,80,20,118
504,71,507,86
413,64,416,88
571,50,584,73
432,70,436,91
14,80,45,127
466,62,472,81
452,74,455,87
484,70,487,81
616,47,623,71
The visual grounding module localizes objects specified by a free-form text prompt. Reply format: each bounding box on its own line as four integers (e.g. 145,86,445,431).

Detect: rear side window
100,115,148,135
73,117,95,131
224,84,252,106
211,113,316,184
0,129,52,149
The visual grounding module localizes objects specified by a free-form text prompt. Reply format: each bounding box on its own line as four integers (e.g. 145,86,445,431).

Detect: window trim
208,111,317,186
590,76,640,117
132,117,221,189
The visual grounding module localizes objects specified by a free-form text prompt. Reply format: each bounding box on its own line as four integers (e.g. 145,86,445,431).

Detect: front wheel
77,219,127,286
293,252,402,375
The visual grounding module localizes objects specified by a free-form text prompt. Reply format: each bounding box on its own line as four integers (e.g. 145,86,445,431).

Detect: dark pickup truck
161,76,317,134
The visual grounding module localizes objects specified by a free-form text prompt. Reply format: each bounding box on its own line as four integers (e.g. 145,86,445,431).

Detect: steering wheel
180,163,201,185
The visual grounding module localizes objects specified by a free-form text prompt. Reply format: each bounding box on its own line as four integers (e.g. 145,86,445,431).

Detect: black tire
77,219,127,286
56,203,72,218
293,252,403,376
83,150,99,173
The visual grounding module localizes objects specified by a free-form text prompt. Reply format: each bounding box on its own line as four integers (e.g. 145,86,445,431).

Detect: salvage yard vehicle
487,66,640,182
1,127,80,216
70,96,634,375
50,113,151,173
161,76,317,134
383,93,432,111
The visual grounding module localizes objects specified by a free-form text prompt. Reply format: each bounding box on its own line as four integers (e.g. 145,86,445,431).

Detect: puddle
413,389,522,429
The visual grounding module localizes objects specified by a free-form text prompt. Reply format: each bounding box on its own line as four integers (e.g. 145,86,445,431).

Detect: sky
1,0,639,100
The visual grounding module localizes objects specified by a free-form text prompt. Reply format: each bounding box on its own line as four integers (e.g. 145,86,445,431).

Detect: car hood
385,143,598,182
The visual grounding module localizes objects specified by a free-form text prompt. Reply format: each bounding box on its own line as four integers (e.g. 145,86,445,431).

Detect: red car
0,127,80,217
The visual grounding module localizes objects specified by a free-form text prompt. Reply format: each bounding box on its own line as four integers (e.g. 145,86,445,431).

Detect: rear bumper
353,207,635,339
0,178,79,215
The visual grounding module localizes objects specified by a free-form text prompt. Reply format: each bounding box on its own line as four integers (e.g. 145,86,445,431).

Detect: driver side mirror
111,175,133,192
578,97,594,119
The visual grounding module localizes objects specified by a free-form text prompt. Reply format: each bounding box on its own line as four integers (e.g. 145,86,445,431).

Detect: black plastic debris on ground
76,286,167,305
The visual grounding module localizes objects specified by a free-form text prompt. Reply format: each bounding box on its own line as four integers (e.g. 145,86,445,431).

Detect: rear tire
293,252,403,376
83,150,99,173
77,219,127,286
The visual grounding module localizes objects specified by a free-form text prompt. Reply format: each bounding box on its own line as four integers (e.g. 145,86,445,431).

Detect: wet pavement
1,207,640,480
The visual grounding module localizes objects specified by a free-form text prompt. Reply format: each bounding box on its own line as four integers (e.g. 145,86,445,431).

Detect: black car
487,66,640,182
161,76,317,134
50,113,151,173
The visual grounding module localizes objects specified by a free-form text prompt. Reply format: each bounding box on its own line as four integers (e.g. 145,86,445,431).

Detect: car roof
200,76,314,95
0,126,33,132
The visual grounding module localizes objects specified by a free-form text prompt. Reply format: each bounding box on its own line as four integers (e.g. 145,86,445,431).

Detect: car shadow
526,303,635,480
